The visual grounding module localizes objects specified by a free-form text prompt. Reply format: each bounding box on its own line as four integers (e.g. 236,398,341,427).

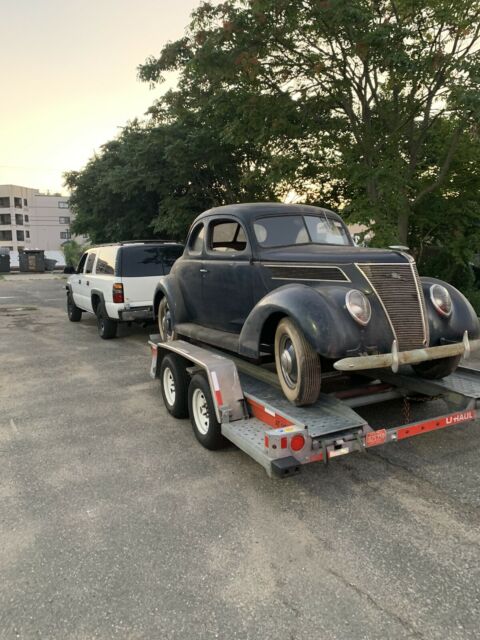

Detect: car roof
193,203,344,225
88,241,183,250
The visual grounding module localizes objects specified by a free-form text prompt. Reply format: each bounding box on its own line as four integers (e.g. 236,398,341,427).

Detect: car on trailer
153,203,480,405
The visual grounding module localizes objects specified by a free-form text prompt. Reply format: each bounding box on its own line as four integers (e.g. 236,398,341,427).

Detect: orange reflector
290,434,305,452
264,435,269,449
281,437,288,449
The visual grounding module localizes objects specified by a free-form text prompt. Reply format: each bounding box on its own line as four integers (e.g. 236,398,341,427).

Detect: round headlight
430,284,452,317
346,289,371,326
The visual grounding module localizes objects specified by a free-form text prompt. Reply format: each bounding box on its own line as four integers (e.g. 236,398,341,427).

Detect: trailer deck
149,335,480,478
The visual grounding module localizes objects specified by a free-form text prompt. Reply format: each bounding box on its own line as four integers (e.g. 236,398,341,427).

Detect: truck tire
412,355,461,379
96,302,117,339
274,317,322,406
188,373,226,450
67,291,82,322
160,354,189,418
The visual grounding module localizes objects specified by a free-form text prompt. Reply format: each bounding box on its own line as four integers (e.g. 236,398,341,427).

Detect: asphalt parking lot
1,273,480,640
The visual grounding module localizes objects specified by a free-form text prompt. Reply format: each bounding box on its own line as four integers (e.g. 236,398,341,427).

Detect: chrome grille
265,265,348,281
357,263,428,351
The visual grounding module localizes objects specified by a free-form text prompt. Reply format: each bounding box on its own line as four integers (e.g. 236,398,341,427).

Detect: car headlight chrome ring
346,289,371,326
430,284,452,318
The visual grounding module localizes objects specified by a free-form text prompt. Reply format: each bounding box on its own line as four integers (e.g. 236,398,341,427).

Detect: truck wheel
67,291,82,322
158,298,176,342
160,354,189,418
412,355,461,379
188,373,226,450
274,317,322,406
96,302,117,339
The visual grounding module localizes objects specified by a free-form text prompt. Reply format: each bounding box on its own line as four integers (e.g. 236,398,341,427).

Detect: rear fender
153,275,188,326
420,277,480,343
239,284,393,360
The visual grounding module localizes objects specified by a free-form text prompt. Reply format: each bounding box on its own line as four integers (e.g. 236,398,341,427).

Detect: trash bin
0,254,10,273
44,258,57,271
19,249,46,273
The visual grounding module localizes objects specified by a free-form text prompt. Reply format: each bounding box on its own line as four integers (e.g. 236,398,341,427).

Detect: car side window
95,247,116,275
76,253,88,274
188,224,205,254
85,252,96,274
208,220,247,253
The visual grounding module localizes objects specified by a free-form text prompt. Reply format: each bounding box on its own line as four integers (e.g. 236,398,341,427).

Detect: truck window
121,245,175,277
95,246,116,275
85,253,96,274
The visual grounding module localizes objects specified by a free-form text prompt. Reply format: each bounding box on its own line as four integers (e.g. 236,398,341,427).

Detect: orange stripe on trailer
246,397,293,429
396,409,476,440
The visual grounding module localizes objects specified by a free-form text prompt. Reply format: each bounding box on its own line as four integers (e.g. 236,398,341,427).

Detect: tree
139,0,480,248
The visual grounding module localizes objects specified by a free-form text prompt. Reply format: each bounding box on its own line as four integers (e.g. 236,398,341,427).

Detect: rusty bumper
334,332,480,373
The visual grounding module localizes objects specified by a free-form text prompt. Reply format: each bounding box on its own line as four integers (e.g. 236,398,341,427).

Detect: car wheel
412,355,461,379
67,291,82,322
96,302,117,339
158,297,176,342
188,373,226,450
274,317,322,406
160,354,189,418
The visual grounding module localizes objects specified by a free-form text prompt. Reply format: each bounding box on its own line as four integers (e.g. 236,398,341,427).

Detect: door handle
86,281,90,286
199,268,209,274
78,279,81,284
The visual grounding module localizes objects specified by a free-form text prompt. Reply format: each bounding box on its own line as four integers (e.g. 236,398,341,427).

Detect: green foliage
62,239,89,267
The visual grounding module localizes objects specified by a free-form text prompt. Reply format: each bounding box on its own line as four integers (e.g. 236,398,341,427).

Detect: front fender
153,275,189,327
420,277,480,344
238,284,394,360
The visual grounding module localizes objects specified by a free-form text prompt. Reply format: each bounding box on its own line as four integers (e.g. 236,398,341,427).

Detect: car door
175,222,205,323
202,217,253,333
71,252,88,309
81,251,97,312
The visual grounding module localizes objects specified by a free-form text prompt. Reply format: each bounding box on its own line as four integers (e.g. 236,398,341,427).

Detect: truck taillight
112,283,124,303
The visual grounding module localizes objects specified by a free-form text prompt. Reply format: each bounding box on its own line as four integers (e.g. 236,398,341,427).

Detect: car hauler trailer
149,335,480,478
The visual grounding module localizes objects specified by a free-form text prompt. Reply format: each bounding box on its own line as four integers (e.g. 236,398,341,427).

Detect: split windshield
253,214,351,248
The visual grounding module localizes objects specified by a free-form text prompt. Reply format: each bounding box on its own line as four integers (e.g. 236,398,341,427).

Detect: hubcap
279,335,298,389
192,388,210,435
160,302,172,340
163,367,176,406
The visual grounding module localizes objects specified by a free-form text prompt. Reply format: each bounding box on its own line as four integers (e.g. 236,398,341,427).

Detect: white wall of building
0,184,86,253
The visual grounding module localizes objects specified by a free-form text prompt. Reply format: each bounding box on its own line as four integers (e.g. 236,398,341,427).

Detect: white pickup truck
66,241,184,338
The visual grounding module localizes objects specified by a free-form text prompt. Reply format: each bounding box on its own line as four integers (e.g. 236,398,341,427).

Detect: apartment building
0,184,83,252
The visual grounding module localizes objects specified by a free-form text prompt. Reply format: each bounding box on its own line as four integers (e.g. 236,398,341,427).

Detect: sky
0,0,202,195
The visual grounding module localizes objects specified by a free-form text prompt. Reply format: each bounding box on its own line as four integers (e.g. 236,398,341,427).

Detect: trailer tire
274,317,322,406
67,291,82,322
188,373,226,450
96,302,117,339
160,354,189,419
412,355,461,379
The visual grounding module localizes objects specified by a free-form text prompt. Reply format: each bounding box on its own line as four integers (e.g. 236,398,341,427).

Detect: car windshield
253,215,351,248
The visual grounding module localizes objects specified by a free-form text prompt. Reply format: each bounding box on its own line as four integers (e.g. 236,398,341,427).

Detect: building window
59,216,71,224
14,197,22,208
58,201,69,209
23,198,28,207
17,230,25,241
17,246,24,252
0,230,13,241
0,197,10,208
60,231,71,240
24,215,29,223
0,214,11,225
15,214,24,225
25,230,30,239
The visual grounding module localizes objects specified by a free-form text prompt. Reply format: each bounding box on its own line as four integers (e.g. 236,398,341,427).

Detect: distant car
154,203,480,405
66,241,183,338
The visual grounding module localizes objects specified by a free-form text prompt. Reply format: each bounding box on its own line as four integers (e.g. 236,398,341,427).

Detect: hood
257,244,412,265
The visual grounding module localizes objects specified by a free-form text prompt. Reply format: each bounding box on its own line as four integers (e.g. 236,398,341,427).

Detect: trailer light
112,283,124,304
430,284,452,317
281,437,288,449
346,290,371,326
290,434,305,452
264,435,269,449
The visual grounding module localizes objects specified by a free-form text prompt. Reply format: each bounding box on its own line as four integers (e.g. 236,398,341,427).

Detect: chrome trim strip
263,263,351,282
409,262,429,346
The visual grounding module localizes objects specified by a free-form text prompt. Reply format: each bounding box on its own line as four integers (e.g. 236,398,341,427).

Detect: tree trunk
397,210,409,245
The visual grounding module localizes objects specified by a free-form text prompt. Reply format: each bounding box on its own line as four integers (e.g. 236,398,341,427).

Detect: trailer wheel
412,355,461,379
158,298,176,342
188,373,226,450
67,291,82,322
274,317,322,406
160,354,189,418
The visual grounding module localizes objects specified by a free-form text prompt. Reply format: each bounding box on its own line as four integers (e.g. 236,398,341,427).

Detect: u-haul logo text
445,410,475,425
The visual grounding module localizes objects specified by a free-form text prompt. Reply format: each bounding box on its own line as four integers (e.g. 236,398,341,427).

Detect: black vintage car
154,203,480,405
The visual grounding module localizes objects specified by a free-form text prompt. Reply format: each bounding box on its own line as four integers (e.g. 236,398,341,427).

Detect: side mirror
63,265,75,274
